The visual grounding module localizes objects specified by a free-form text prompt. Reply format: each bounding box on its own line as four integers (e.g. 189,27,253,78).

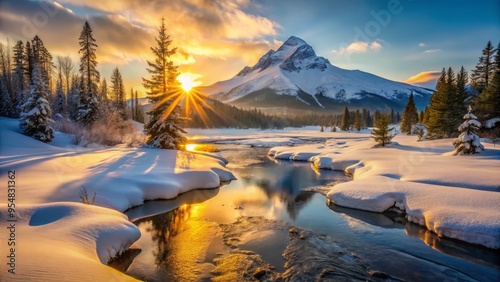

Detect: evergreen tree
19,64,54,142
340,106,350,130
0,79,13,117
143,18,187,149
452,106,484,154
53,72,65,117
471,41,495,94
400,93,418,134
134,90,143,123
99,78,108,101
427,69,450,137
110,67,126,117
477,42,500,117
67,75,80,121
371,114,394,147
25,41,34,81
77,21,100,125
12,40,27,116
418,110,424,123
353,109,362,131
390,108,395,124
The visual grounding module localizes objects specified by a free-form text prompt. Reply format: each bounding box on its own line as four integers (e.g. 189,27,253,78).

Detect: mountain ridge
201,36,433,111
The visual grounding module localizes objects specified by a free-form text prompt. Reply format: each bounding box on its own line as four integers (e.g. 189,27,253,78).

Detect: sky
1,0,499,96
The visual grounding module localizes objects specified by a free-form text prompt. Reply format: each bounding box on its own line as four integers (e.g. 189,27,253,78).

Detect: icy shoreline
268,134,500,249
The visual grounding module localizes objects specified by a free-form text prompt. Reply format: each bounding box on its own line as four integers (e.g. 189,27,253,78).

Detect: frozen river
122,144,500,281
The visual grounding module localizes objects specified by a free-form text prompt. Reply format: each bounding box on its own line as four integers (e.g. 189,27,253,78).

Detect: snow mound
1,202,140,281
327,176,500,249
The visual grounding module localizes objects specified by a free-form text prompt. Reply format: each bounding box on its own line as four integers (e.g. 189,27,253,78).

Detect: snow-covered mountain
201,36,433,111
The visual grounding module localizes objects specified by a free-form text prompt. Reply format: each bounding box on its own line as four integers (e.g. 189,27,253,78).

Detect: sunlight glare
185,144,198,151
177,72,202,93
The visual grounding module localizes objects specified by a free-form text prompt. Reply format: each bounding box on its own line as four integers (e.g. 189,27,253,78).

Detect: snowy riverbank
0,117,235,281
268,134,500,249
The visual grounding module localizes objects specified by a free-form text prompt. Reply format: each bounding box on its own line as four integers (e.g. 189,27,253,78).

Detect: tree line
0,22,144,144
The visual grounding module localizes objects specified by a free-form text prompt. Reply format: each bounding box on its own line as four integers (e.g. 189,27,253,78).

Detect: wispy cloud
423,49,441,54
418,42,426,47
332,41,382,56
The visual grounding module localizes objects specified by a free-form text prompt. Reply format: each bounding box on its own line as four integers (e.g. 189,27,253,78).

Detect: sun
177,72,202,93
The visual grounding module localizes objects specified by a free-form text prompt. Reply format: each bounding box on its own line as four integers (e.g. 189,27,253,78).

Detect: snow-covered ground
0,117,235,280
268,134,500,249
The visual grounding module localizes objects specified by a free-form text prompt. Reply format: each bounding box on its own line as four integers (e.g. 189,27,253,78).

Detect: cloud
423,49,441,54
418,42,426,47
0,0,281,86
404,70,440,88
332,41,382,56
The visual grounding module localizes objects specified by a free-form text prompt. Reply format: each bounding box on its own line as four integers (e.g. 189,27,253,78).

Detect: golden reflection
137,204,220,281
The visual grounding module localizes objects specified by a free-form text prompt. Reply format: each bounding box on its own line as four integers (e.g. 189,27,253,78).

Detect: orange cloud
0,0,282,93
405,70,441,85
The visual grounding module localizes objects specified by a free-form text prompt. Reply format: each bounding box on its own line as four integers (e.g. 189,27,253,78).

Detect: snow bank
0,202,140,281
268,134,500,248
327,176,500,249
0,117,235,212
0,117,236,280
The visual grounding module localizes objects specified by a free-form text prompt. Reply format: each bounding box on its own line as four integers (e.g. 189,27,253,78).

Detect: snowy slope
202,36,432,110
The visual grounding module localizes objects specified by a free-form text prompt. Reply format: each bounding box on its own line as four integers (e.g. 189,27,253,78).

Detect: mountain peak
282,36,307,47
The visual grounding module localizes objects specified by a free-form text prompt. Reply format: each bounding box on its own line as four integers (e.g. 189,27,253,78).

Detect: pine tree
0,79,13,117
67,75,80,121
400,93,418,134
340,106,350,130
134,90,143,123
471,41,495,94
371,114,394,147
418,110,424,123
53,71,65,117
77,21,100,125
477,42,500,117
353,109,362,131
12,40,27,116
143,18,187,149
99,78,108,101
110,67,126,117
427,69,449,137
19,64,54,142
452,106,484,154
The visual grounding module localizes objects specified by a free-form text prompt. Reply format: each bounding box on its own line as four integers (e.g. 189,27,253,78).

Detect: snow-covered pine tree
19,64,54,142
371,114,394,147
452,106,484,154
143,18,187,149
400,93,418,134
77,21,100,125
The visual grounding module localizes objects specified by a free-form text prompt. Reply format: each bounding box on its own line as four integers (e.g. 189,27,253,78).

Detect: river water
122,144,500,281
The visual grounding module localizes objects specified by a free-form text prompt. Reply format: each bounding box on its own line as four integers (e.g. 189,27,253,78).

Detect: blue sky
1,0,499,92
